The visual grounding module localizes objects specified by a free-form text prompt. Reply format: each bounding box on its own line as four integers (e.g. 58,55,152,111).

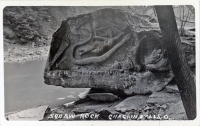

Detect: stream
4,59,88,115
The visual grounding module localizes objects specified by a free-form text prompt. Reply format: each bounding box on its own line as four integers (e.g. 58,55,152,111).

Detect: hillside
3,6,149,62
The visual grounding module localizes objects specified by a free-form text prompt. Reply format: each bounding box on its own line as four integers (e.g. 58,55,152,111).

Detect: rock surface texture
114,95,149,112
7,105,49,121
42,90,186,121
44,8,175,96
87,93,119,102
6,91,186,121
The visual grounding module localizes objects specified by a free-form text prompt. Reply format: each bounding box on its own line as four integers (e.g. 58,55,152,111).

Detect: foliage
175,5,195,36
3,7,50,45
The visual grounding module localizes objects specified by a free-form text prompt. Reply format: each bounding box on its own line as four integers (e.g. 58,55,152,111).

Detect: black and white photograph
0,0,199,125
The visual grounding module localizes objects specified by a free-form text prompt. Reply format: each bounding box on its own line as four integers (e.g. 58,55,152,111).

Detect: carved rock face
131,30,171,72
44,8,173,96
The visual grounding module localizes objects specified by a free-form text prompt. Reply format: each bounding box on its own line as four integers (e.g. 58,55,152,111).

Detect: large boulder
44,8,173,96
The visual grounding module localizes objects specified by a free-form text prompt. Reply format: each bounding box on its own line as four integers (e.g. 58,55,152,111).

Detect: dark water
4,59,88,115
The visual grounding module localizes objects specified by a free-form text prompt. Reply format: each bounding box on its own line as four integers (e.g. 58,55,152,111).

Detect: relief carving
44,8,185,95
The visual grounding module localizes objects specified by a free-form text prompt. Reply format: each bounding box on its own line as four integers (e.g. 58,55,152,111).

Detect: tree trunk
154,6,196,120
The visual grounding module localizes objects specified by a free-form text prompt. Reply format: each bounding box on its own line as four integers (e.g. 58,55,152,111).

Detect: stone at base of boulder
165,85,179,93
87,93,119,102
7,105,49,121
43,92,190,121
114,95,149,113
147,92,181,105
165,101,187,120
78,88,91,99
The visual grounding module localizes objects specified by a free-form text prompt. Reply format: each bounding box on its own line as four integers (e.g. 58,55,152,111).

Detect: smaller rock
165,101,187,120
72,108,90,115
87,93,119,102
158,108,165,116
35,37,41,43
20,38,26,44
114,95,149,112
7,105,49,121
13,41,17,44
3,27,15,39
39,44,43,47
63,101,74,107
165,85,179,93
98,109,112,120
29,52,34,55
147,92,181,105
78,88,91,99
35,50,41,55
32,42,36,47
144,106,153,111
51,105,74,115
43,36,48,40
160,104,167,109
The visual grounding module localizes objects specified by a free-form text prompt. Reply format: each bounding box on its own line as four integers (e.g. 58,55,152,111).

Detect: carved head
145,49,163,65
